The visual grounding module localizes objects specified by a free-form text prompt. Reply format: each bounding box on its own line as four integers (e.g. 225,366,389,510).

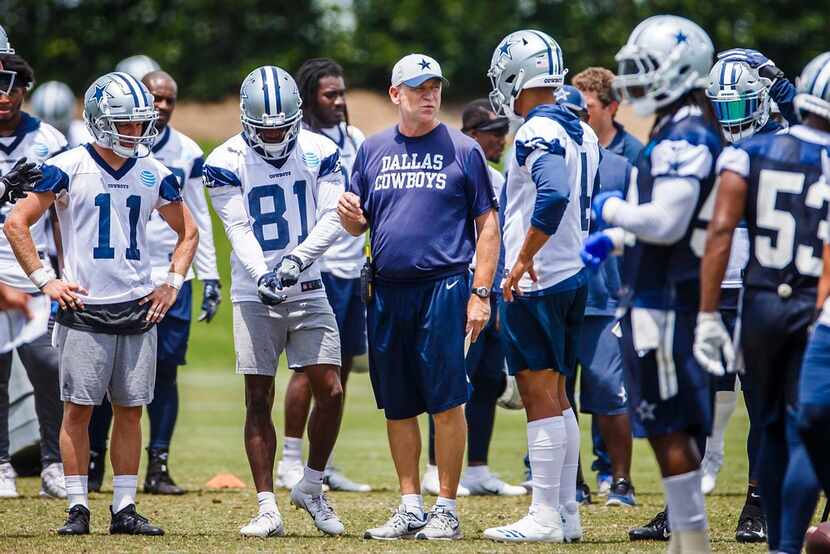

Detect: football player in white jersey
204,66,346,538
272,57,370,493
482,30,600,543
29,80,93,148
5,71,198,536
0,53,69,501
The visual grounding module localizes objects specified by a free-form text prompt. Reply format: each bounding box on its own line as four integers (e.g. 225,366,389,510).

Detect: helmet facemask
85,103,159,159
709,89,769,142
241,110,302,161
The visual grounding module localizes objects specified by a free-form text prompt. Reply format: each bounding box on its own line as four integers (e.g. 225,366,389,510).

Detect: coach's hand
466,294,491,343
0,283,32,320
257,272,288,306
337,192,367,233
502,256,538,303
141,284,178,323
42,279,87,311
198,279,222,323
693,311,735,376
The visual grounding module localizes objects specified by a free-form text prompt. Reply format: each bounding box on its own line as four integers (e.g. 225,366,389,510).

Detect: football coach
337,53,499,540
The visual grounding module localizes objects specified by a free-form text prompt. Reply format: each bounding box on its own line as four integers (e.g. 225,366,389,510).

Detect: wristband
28,266,56,289
165,272,185,290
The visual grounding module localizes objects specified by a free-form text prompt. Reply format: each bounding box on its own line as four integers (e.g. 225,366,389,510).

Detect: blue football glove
198,279,221,323
591,190,623,230
717,48,784,81
276,255,303,288
257,272,287,306
581,233,615,271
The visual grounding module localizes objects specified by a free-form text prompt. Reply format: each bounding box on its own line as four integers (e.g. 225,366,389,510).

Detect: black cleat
144,448,185,495
576,482,593,505
88,449,105,493
58,504,90,535
629,508,670,541
735,502,767,543
109,504,164,536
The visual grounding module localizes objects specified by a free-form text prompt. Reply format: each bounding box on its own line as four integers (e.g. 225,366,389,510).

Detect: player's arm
338,146,369,236
183,159,220,281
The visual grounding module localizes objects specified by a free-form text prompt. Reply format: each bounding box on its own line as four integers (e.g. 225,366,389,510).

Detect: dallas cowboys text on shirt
375,153,447,190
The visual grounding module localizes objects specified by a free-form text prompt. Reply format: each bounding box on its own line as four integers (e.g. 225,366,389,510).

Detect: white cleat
290,487,344,536
461,473,527,496
240,511,285,538
414,506,462,540
701,450,723,495
496,375,524,409
364,505,427,540
39,462,66,499
484,505,564,543
324,467,371,492
560,501,583,543
275,459,304,490
421,464,469,496
0,463,18,498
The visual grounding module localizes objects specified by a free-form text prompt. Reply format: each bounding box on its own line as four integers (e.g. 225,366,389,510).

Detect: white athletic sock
297,465,324,495
463,465,489,481
527,416,566,510
65,474,88,509
111,474,138,513
435,496,457,515
707,390,738,456
256,491,278,515
283,437,303,463
401,493,424,517
663,470,708,532
560,408,580,505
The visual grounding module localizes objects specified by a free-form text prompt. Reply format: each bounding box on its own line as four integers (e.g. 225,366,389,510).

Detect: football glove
693,311,735,376
198,279,221,323
581,232,614,271
717,48,784,81
0,157,41,206
276,255,303,288
591,190,623,230
257,272,287,306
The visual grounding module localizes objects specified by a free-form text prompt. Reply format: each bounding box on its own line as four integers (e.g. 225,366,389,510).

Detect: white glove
693,311,735,376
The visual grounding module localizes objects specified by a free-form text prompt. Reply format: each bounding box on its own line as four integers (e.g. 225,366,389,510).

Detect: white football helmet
115,54,160,81
0,24,13,55
487,29,567,120
240,66,303,162
706,59,771,143
30,81,76,136
794,52,830,122
613,15,714,116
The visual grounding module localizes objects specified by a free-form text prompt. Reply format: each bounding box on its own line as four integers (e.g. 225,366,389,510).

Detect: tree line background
3,0,827,100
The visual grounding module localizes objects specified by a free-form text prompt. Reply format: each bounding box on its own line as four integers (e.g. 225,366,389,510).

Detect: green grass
0,138,784,551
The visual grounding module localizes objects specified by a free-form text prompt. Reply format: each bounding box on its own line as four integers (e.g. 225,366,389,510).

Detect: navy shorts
367,273,470,420
621,309,713,438
322,272,367,357
800,323,830,407
575,315,627,415
157,281,192,366
501,270,587,377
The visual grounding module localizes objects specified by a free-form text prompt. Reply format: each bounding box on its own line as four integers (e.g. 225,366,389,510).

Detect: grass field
0,140,784,552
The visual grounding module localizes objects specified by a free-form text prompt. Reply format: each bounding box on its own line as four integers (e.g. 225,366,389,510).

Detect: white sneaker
39,462,66,499
364,505,427,540
240,511,285,537
461,472,527,496
0,463,18,498
414,506,462,540
275,459,304,490
701,450,723,495
496,375,524,409
290,486,344,536
483,505,563,543
324,467,371,492
560,501,583,543
421,465,469,496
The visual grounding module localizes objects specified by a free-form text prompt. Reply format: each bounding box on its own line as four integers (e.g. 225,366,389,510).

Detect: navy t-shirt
350,123,497,283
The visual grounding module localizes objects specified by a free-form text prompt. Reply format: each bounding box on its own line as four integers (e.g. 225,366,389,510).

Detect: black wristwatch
471,286,490,299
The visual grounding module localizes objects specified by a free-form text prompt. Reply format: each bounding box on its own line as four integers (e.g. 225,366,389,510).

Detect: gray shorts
232,297,341,375
53,323,157,407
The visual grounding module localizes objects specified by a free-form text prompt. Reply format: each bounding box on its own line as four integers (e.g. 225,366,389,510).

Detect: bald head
142,70,177,130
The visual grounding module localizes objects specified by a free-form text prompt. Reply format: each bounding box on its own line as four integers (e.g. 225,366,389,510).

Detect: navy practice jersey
717,124,830,294
621,105,722,310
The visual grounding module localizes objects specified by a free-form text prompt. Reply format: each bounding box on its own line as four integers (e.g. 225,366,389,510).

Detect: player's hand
717,48,784,81
0,157,41,205
276,255,303,288
337,192,367,228
257,271,287,306
502,257,537,303
42,279,87,311
591,190,623,230
693,311,735,376
466,294,491,343
0,283,32,320
140,284,178,323
198,279,221,323
581,232,615,271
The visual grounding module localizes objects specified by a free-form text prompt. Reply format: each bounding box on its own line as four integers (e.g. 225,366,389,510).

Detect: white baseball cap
390,54,448,87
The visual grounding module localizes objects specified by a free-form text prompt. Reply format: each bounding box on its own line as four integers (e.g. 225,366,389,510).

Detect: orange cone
205,473,246,489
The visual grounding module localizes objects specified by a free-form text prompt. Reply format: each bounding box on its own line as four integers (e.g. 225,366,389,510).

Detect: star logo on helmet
91,83,109,105
675,31,688,44
418,58,431,70
498,39,516,60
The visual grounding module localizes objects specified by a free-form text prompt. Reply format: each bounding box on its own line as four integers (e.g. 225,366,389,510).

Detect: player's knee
62,403,93,428
112,405,142,425
155,361,178,387
798,404,830,436
432,404,465,425
470,373,504,403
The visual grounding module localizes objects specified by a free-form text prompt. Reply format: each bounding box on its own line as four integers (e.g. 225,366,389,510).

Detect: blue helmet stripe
528,30,554,75
259,67,271,115
719,61,728,89
807,57,830,96
271,67,282,113
112,72,142,108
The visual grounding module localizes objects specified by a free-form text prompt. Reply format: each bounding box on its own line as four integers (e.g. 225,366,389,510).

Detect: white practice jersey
471,164,505,272
502,110,600,292
0,113,67,292
34,144,182,304
67,120,92,148
316,123,366,279
204,129,345,303
148,126,219,286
